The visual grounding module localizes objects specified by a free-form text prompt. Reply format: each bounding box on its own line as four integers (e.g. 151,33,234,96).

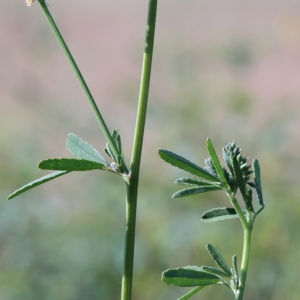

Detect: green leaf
162,266,220,287
172,185,222,198
111,129,124,163
7,171,70,200
201,207,247,222
232,155,246,198
175,177,222,187
202,266,232,278
112,129,122,153
206,244,233,277
104,141,117,163
66,133,108,165
111,129,118,142
206,138,227,184
177,286,206,300
104,143,114,159
104,129,125,166
253,159,264,207
116,132,125,162
158,149,220,182
38,158,107,171
232,255,239,279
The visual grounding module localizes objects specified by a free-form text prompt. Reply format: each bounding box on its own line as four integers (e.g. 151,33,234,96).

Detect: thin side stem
37,0,127,172
178,286,205,300
121,1,157,300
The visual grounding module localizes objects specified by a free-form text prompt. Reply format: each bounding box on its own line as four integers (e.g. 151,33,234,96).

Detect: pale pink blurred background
1,1,300,299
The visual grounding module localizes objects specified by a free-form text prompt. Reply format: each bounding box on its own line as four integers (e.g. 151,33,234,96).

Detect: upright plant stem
229,193,248,231
229,193,253,300
121,1,158,300
37,0,157,298
37,0,127,172
229,193,254,300
237,225,252,300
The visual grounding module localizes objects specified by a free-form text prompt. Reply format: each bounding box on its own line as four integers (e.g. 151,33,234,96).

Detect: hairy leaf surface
206,244,233,277
172,185,222,198
175,177,222,187
39,158,106,171
253,159,264,207
202,266,232,278
66,133,107,165
158,149,220,182
162,266,220,287
8,171,70,200
206,138,227,184
201,207,246,222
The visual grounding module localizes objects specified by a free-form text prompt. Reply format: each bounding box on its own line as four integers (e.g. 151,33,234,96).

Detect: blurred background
1,0,300,299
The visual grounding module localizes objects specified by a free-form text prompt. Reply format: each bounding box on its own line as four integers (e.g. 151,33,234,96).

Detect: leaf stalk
37,0,127,173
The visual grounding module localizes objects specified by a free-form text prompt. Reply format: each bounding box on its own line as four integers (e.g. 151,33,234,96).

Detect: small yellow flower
25,0,35,6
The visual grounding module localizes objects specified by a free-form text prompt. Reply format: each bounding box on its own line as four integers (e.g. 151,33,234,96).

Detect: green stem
229,193,253,300
37,0,127,172
229,193,248,231
237,226,252,300
121,1,157,300
178,286,205,300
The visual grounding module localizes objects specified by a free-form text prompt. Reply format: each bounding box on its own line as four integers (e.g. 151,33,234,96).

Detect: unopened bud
25,0,35,6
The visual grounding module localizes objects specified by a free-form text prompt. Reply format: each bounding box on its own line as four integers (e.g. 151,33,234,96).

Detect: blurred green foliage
2,1,300,299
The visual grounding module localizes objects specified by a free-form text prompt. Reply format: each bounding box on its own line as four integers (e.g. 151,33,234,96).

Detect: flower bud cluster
223,141,254,187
